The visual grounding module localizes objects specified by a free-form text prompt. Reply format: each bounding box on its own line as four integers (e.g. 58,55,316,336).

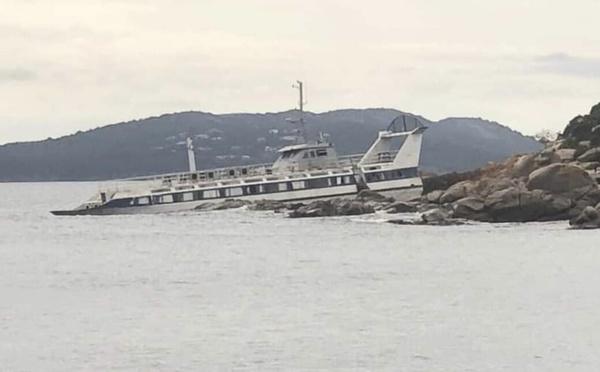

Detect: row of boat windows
281,149,329,159
132,175,356,206
363,168,418,183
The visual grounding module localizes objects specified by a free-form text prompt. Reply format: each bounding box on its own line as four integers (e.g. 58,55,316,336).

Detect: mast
292,80,307,142
186,137,197,173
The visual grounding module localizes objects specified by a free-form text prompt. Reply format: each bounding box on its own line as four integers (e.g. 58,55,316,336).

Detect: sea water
1,182,600,371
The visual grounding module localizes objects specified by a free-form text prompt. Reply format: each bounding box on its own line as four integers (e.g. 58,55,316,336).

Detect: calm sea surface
1,182,600,371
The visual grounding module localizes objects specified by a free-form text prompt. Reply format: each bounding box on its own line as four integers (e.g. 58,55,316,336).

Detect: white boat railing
120,153,367,186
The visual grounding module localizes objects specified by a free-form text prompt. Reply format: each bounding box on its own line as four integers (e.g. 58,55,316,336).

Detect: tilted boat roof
277,142,332,153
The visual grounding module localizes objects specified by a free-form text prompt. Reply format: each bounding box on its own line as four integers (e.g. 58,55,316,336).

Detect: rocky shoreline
195,103,600,229
194,140,600,229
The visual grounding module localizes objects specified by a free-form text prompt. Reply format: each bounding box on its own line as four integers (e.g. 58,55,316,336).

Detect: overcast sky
2,0,600,144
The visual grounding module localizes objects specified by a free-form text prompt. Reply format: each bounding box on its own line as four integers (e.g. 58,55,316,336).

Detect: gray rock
578,161,600,171
387,217,466,226
421,208,453,224
195,199,251,211
477,177,520,197
555,148,576,162
483,186,573,222
289,199,374,218
425,190,444,203
452,197,486,220
439,181,476,204
417,203,441,213
384,201,418,214
577,147,600,162
534,149,561,167
248,199,288,211
511,154,538,178
356,189,394,203
526,163,597,194
569,206,600,229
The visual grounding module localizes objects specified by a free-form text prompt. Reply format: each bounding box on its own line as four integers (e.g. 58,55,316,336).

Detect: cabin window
303,152,309,159
247,184,262,195
330,177,338,186
365,172,385,182
291,181,306,190
316,149,328,157
182,192,194,202
278,183,289,192
204,190,218,199
154,194,174,204
227,187,243,197
229,170,235,176
307,178,329,189
341,175,354,184
135,197,151,206
310,151,316,158
282,150,300,159
263,183,278,193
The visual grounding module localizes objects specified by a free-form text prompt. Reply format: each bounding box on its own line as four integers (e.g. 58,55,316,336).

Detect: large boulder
578,161,600,171
569,206,600,229
424,190,444,203
577,147,600,162
555,148,577,162
421,208,454,225
439,180,476,204
511,154,538,178
452,197,487,220
526,163,597,194
476,177,520,197
484,187,568,222
534,149,561,167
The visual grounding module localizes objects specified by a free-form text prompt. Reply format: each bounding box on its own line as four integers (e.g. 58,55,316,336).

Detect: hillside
0,109,542,181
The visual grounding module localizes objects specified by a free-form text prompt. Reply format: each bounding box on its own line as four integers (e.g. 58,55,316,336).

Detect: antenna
292,80,307,142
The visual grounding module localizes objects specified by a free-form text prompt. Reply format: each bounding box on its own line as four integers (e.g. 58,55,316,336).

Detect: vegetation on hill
0,109,542,181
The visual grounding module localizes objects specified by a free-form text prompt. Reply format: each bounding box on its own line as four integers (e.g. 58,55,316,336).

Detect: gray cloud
534,53,600,78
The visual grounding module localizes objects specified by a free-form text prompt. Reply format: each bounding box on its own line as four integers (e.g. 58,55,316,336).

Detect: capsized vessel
51,83,427,216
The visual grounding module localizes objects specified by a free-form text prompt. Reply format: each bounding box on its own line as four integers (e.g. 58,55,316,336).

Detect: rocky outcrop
192,103,600,228
383,201,418,214
439,180,476,203
388,207,464,226
288,199,375,218
526,163,596,194
194,199,252,211
247,199,289,212
555,148,576,162
569,206,600,229
356,189,394,203
577,147,600,162
452,197,486,220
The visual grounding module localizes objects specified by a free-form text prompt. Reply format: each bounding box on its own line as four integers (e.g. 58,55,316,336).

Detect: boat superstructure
51,83,427,216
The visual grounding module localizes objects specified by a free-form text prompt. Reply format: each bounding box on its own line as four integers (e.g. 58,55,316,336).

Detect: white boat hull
52,183,423,216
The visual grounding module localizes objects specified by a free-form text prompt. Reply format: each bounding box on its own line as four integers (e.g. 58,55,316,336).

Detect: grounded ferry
51,84,427,216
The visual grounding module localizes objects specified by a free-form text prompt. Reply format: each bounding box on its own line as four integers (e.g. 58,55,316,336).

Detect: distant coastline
0,108,541,182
